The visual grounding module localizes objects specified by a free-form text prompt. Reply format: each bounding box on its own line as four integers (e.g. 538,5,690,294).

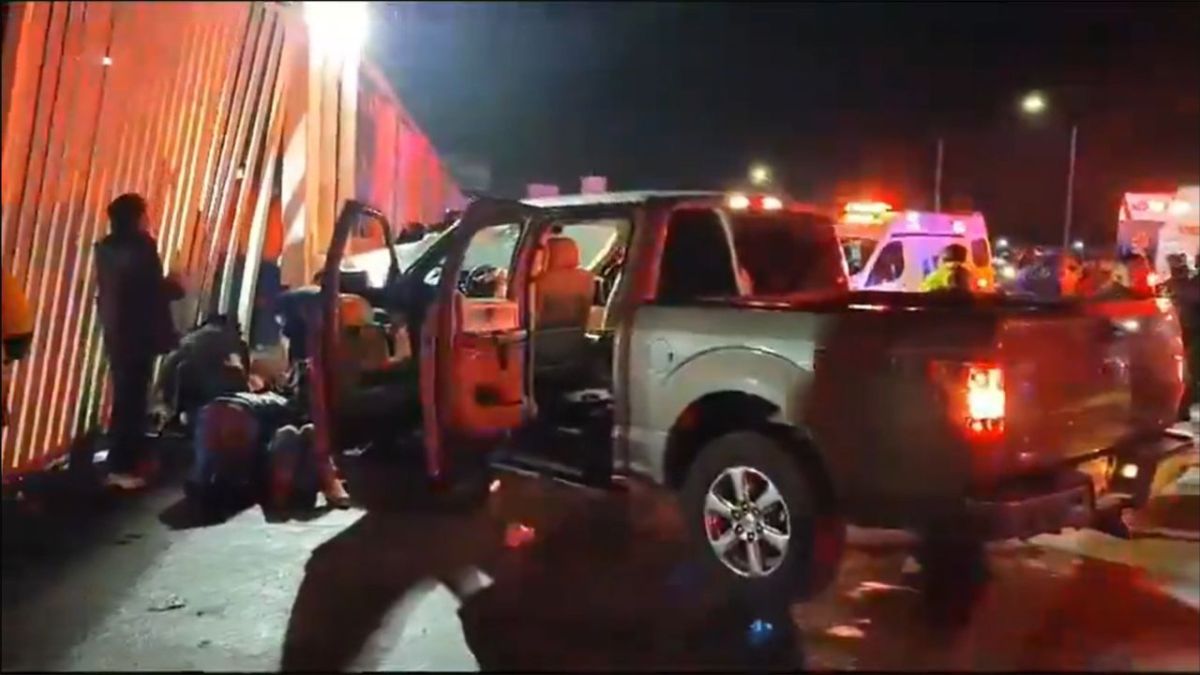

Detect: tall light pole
933,136,945,212
1021,90,1078,248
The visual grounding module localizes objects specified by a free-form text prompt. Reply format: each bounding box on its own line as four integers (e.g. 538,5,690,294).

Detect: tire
680,430,843,602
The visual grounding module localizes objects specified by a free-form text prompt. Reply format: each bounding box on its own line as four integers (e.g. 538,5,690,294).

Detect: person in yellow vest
920,243,975,293
2,267,35,428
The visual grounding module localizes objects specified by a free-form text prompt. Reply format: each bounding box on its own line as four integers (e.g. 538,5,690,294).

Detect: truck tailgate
998,298,1185,475
999,314,1120,471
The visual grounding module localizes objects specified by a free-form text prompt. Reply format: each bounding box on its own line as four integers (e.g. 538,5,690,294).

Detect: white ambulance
1117,186,1199,278
837,202,995,292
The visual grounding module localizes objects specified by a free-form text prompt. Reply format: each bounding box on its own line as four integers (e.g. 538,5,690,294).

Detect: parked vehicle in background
838,205,996,293
304,192,1191,603
1117,186,1199,281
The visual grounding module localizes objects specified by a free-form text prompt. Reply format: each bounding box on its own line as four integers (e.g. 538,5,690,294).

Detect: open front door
420,198,539,480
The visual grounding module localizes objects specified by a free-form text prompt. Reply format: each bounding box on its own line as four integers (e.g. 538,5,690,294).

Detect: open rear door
420,198,539,481
313,201,396,460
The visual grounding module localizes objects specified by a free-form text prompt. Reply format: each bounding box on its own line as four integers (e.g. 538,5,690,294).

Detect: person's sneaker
104,472,147,491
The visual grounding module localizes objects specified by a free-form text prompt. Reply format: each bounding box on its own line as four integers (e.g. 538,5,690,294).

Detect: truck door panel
419,199,538,478
449,295,526,434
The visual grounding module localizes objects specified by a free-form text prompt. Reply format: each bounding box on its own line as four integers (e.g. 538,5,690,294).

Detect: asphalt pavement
2,426,1198,672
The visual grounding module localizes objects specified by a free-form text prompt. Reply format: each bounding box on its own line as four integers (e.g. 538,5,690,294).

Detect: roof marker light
1169,200,1192,216
952,220,966,234
727,194,751,210
1148,199,1167,213
761,195,783,211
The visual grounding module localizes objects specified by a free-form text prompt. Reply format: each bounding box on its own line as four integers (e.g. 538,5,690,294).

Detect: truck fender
662,346,811,428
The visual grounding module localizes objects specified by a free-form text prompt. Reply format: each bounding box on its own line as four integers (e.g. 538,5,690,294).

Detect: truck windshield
727,212,849,296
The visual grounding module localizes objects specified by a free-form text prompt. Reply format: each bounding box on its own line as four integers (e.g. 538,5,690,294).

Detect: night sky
371,2,1199,245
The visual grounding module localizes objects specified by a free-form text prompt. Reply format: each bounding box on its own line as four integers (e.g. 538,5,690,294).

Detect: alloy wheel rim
703,465,791,578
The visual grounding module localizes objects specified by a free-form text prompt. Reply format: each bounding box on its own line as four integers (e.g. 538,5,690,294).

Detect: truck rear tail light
965,364,1005,434
931,361,1006,438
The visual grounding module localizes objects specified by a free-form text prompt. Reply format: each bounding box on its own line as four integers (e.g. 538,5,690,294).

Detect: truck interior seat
531,236,596,378
333,294,417,437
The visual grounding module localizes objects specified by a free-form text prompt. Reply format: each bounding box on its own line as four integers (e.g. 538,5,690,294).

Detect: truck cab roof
521,190,721,209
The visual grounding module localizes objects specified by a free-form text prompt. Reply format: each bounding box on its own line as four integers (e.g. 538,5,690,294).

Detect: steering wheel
460,264,502,297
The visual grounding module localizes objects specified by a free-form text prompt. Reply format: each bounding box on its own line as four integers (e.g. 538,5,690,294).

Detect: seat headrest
545,236,580,270
338,293,371,329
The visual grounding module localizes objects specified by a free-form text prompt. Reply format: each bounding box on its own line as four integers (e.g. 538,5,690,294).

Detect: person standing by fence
94,193,184,490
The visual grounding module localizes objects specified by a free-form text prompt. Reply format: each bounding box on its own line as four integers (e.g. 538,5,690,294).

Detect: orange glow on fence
4,2,287,475
1,3,462,478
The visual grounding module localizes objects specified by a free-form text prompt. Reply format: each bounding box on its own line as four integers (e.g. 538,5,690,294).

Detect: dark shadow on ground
1,433,191,671
279,453,808,671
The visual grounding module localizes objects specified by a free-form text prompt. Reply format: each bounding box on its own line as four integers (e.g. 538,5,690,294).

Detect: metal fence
1,2,463,477
0,1,293,475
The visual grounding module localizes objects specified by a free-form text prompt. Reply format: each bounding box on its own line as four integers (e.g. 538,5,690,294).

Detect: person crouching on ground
94,193,184,490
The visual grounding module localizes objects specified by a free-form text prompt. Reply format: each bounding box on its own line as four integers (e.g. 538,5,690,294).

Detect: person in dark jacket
158,314,251,431
95,193,183,490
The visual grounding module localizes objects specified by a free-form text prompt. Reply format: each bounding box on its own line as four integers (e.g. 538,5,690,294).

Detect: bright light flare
843,212,877,225
1072,240,1085,251
749,164,771,186
846,201,892,215
727,193,751,210
1021,91,1047,115
304,1,369,62
952,220,966,234
1148,199,1167,213
996,237,1010,248
1169,200,1192,215
761,195,783,211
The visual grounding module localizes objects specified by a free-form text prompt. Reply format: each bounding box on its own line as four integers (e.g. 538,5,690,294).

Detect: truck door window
658,208,738,303
867,241,905,285
729,211,847,296
459,222,523,298
556,220,624,270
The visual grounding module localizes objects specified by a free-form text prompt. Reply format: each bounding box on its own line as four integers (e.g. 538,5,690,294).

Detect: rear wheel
680,430,843,601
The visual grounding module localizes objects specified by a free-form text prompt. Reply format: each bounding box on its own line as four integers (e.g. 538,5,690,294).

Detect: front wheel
680,430,843,601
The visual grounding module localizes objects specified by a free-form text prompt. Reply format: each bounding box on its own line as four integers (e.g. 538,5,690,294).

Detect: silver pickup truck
313,192,1193,600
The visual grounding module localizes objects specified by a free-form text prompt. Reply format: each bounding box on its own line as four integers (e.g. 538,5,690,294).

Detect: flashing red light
504,523,537,549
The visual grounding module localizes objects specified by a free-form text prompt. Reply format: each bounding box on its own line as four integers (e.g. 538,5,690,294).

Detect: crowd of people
919,242,1198,420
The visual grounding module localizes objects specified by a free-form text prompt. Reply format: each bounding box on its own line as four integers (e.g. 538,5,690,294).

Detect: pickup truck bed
629,291,1186,530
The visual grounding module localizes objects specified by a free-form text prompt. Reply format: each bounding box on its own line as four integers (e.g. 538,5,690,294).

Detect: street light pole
934,136,944,212
1062,122,1078,249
